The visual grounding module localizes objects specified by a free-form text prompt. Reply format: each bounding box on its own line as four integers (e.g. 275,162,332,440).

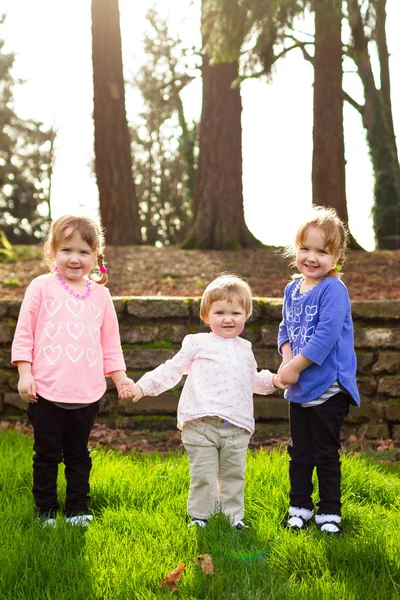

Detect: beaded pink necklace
54,267,92,300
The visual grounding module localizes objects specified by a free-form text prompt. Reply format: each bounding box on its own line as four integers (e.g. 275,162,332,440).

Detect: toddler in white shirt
130,274,286,529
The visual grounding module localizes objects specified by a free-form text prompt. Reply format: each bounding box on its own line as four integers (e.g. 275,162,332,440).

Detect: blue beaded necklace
55,267,92,300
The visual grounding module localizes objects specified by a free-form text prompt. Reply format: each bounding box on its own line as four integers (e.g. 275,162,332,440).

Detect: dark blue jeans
27,397,99,517
288,392,350,516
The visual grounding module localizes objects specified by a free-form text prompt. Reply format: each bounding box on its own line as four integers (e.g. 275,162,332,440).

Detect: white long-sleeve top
137,332,276,434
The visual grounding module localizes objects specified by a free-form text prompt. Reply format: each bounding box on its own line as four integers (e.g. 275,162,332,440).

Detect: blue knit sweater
278,277,360,405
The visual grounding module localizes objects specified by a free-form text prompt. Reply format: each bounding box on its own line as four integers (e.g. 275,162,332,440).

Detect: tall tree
183,0,262,249
346,0,400,249
312,0,348,226
91,0,141,245
0,17,55,243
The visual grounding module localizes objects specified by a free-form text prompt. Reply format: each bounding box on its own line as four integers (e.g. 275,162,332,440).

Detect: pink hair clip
100,265,107,273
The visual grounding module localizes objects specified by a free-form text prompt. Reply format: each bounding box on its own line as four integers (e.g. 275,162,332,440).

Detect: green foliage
2,430,400,599
0,16,56,244
202,0,308,77
130,8,199,247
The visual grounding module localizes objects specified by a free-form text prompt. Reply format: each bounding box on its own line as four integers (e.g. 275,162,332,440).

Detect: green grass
1,430,400,599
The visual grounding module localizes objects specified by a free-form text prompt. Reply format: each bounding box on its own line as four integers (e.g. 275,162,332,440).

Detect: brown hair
199,274,253,322
43,215,108,285
285,206,348,278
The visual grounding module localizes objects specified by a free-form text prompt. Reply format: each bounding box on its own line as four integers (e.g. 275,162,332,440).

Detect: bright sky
3,0,400,250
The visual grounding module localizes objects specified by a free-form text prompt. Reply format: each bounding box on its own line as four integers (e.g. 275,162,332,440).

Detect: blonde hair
199,274,253,322
43,215,108,285
286,206,348,277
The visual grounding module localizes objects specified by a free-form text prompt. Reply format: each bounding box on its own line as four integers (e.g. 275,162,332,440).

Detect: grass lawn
1,429,400,600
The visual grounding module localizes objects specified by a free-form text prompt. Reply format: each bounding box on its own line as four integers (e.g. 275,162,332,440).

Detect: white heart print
67,322,84,340
66,298,84,318
45,298,61,317
87,348,98,367
89,303,101,321
44,345,62,365
66,344,84,363
45,321,61,340
89,324,100,344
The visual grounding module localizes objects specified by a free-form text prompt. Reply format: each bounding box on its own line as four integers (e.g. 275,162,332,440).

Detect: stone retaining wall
2,297,400,441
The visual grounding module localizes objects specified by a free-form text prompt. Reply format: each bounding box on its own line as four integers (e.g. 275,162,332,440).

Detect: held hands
18,373,38,403
130,384,144,403
117,377,136,400
272,373,289,390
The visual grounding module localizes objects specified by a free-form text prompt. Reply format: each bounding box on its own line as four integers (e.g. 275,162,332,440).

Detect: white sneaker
188,519,207,528
65,514,93,526
38,517,57,527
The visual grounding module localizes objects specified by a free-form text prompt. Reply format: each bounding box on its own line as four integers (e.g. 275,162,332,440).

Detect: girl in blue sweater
278,206,360,536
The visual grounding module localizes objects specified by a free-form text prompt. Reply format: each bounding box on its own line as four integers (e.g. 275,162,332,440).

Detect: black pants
288,392,350,516
27,397,99,517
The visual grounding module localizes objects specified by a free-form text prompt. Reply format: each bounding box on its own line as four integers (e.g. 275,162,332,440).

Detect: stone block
352,300,400,320
0,299,21,319
158,324,190,344
0,322,16,344
377,377,400,397
357,377,378,396
260,326,279,347
254,395,287,420
118,393,179,415
384,399,400,421
354,327,400,349
120,326,160,344
391,425,400,441
0,349,12,368
123,348,176,370
372,352,400,374
4,393,26,412
112,297,127,319
252,421,289,442
127,297,190,319
253,349,282,371
346,402,372,423
256,298,284,321
356,352,375,374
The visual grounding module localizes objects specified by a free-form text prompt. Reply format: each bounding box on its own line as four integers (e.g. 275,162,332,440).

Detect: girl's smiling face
203,299,247,338
296,226,339,285
53,227,97,286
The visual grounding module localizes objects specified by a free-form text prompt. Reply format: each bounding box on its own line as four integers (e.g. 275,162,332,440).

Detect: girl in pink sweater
12,215,134,526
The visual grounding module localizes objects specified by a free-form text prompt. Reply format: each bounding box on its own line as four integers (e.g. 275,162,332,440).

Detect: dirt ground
1,244,400,301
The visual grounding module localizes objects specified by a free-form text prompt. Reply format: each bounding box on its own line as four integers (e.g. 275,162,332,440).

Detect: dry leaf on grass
159,562,185,591
195,554,214,575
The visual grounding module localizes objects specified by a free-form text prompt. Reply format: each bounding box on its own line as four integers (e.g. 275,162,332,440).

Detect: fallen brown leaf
159,562,185,591
195,554,214,575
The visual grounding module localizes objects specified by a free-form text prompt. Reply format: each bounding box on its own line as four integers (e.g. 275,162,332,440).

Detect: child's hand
272,373,288,390
131,384,144,403
279,363,300,385
18,373,38,403
117,378,136,400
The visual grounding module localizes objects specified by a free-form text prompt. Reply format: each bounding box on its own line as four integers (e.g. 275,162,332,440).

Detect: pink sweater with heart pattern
11,274,126,404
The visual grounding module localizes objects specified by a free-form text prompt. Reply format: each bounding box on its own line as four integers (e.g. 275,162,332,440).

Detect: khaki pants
181,416,251,522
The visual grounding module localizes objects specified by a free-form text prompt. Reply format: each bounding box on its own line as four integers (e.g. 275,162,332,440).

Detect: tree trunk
182,56,261,250
347,0,400,249
91,0,141,245
312,0,348,225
